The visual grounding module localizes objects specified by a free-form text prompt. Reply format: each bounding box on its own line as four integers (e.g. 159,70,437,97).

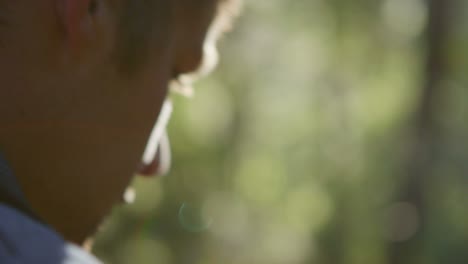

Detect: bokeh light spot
382,0,428,39
178,202,213,233
234,155,287,206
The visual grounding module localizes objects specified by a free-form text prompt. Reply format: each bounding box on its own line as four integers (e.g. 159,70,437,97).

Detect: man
0,0,239,263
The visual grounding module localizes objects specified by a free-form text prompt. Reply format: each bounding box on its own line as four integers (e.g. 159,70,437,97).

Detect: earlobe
174,45,204,77
171,2,219,78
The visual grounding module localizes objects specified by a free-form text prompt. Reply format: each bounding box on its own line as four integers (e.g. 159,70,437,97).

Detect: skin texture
0,0,235,244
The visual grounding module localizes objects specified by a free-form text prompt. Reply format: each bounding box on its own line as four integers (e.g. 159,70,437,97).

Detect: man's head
0,0,239,244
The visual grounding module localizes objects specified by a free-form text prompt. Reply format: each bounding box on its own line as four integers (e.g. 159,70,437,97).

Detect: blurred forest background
93,0,468,263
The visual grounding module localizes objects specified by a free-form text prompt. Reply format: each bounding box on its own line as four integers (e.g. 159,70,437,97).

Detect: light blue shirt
0,153,101,264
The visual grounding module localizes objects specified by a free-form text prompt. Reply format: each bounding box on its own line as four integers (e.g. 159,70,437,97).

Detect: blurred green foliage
93,0,468,263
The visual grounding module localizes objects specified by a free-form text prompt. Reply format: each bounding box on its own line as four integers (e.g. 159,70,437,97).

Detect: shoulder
0,205,101,264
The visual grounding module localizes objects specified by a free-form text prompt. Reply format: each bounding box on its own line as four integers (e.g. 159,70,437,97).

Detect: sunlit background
93,0,468,263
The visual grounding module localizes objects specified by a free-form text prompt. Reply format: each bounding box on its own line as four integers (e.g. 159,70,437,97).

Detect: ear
56,0,98,53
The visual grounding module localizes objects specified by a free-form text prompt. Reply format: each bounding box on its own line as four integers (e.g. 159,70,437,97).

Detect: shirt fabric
0,153,102,264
